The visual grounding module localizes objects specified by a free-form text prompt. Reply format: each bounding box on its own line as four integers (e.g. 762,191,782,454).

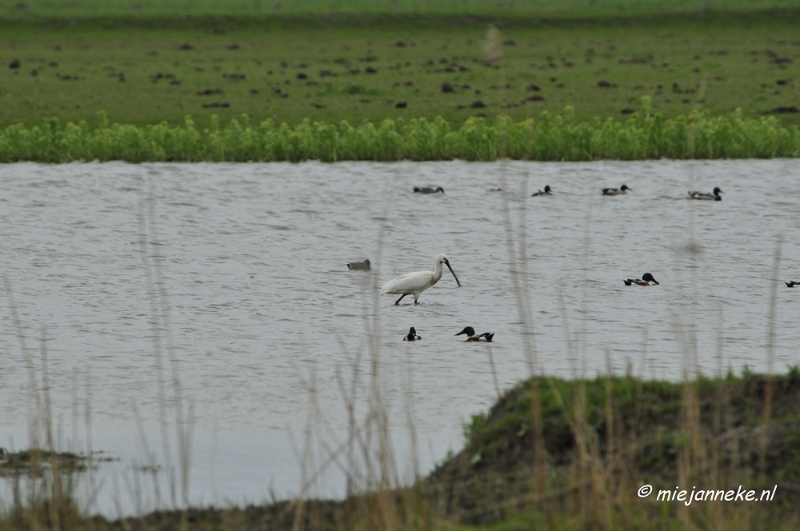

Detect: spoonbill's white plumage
382,253,461,305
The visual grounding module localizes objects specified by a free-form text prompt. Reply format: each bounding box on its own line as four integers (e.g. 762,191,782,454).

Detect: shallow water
0,160,798,515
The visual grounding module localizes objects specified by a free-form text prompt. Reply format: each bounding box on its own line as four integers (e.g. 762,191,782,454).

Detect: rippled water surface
1,160,798,513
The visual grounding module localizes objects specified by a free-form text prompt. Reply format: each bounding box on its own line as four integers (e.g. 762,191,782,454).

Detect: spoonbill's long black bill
445,260,461,287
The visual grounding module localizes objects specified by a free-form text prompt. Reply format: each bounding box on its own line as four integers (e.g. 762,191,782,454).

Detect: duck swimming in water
413,186,445,194
624,273,660,286
786,281,798,288
403,327,422,341
602,184,631,196
455,326,495,342
531,185,553,197
347,259,371,271
688,187,723,201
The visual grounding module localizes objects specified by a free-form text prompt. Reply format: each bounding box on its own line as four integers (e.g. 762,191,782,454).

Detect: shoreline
4,370,800,529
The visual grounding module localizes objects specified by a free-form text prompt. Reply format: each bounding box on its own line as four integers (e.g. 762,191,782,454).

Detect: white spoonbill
382,253,461,305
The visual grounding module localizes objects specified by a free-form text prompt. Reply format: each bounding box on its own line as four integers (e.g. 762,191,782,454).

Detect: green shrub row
1,99,798,163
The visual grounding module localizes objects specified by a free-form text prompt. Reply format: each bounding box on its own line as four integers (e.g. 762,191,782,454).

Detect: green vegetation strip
2,104,798,162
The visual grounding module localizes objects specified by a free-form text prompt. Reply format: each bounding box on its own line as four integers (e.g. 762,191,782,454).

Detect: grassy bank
0,10,798,130
430,370,800,528
4,370,799,530
1,105,798,162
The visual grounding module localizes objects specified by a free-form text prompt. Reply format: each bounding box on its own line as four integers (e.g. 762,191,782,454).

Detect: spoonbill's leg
394,293,408,305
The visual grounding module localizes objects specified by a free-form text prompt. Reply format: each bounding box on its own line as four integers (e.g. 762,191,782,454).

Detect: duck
455,326,495,342
623,273,659,286
347,259,371,271
403,327,422,341
531,185,553,197
602,184,630,195
688,187,723,201
413,186,444,194
786,281,798,288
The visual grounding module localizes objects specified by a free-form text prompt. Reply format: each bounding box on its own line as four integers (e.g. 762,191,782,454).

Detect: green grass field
1,2,799,130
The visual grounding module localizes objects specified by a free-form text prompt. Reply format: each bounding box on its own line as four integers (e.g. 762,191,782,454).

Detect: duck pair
602,184,723,201
625,274,794,287
402,326,495,342
417,185,552,196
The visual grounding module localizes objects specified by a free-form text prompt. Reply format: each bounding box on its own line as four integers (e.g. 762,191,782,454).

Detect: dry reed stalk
135,189,176,509
131,175,196,527
707,304,726,528
3,276,43,452
760,236,782,484
279,178,411,531
489,22,550,527
131,402,163,511
145,177,193,510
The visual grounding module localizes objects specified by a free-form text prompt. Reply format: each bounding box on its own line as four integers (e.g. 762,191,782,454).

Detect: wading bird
688,187,723,201
624,273,660,286
531,185,553,196
382,253,461,305
602,184,630,196
413,186,444,194
403,327,422,341
347,259,371,271
455,326,495,342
